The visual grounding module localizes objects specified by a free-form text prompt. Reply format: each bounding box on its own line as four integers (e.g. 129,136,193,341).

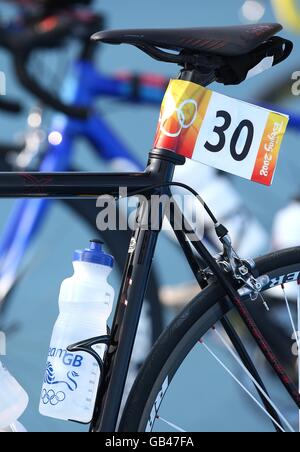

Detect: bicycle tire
119,247,300,432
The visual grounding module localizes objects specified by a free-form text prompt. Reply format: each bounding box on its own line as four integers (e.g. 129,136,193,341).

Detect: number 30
204,110,254,162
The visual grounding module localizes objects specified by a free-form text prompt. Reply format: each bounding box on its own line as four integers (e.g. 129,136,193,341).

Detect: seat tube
92,149,185,432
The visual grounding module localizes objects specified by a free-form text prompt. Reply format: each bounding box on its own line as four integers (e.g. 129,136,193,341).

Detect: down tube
91,194,166,432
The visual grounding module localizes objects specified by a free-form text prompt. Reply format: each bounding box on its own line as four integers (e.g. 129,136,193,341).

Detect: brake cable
118,180,270,303
121,181,218,224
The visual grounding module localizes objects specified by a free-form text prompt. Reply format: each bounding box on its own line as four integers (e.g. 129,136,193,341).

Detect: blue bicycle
0,3,170,345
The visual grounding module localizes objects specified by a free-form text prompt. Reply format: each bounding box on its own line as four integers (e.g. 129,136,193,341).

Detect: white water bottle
0,361,28,431
39,240,114,423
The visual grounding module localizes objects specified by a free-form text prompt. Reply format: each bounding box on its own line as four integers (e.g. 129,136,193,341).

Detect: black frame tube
0,171,156,198
91,150,185,432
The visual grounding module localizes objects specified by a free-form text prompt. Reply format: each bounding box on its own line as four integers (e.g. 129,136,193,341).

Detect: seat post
178,67,216,87
146,148,186,184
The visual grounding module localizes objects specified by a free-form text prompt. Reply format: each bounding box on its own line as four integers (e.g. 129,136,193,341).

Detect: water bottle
39,240,114,423
0,361,29,431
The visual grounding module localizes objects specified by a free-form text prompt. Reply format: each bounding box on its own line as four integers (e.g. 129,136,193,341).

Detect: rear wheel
120,247,300,432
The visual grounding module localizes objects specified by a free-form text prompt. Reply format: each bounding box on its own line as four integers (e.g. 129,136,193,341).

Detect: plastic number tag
154,80,289,186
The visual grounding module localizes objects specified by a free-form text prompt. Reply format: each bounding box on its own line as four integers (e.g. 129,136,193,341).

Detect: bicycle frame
2,145,299,432
2,137,262,434
0,147,203,431
1,60,299,432
1,43,299,308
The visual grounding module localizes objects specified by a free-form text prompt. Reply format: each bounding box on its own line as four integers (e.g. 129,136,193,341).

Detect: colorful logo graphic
154,79,288,186
160,97,198,138
251,113,288,185
154,79,212,158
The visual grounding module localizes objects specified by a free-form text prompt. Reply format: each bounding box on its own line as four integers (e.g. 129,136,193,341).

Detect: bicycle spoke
282,284,299,349
213,326,293,432
156,415,186,432
10,424,17,433
281,281,300,432
199,339,290,432
258,293,270,312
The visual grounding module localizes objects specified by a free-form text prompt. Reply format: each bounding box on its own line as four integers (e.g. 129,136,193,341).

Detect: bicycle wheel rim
119,247,300,432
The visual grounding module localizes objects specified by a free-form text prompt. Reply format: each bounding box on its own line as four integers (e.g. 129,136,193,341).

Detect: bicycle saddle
92,23,282,57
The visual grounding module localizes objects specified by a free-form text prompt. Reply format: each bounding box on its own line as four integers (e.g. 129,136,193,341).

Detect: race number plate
154,79,289,186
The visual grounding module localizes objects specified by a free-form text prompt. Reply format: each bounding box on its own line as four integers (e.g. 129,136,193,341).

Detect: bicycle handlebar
14,50,89,118
0,10,103,118
0,97,22,113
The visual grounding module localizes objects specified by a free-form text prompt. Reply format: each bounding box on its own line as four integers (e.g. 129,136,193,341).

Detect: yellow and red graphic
154,79,212,158
154,79,288,187
251,112,289,186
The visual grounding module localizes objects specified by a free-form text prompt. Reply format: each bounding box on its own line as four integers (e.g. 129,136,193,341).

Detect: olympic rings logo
160,94,198,138
41,389,66,406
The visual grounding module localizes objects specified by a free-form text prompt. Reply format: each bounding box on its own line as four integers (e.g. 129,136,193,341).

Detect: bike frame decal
146,376,169,432
154,79,289,186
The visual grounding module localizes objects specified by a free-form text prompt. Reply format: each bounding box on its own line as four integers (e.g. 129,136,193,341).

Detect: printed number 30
204,110,254,162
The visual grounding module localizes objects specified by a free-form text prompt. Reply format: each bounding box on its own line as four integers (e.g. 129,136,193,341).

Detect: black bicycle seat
92,23,282,57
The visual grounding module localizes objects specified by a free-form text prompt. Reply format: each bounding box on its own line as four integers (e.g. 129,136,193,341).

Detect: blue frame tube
0,59,166,301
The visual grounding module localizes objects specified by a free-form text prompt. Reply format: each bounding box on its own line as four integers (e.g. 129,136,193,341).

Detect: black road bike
2,23,300,432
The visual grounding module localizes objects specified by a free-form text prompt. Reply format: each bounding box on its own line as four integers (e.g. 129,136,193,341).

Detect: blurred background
0,0,299,432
